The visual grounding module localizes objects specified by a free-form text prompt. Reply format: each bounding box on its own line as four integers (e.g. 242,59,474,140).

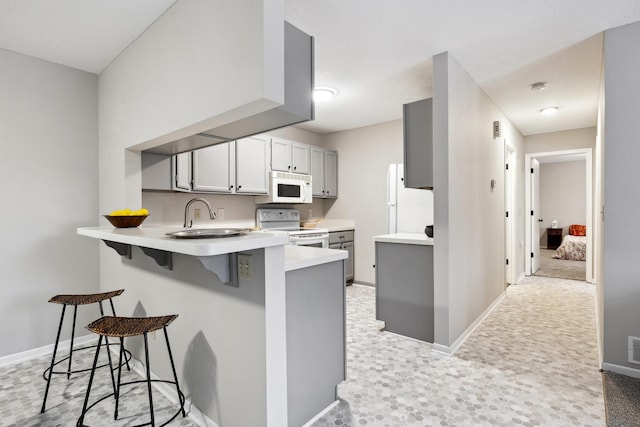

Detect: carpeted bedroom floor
534,248,586,281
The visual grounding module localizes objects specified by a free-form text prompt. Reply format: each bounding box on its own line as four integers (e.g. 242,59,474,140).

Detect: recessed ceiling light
313,87,337,102
540,106,558,115
531,82,547,91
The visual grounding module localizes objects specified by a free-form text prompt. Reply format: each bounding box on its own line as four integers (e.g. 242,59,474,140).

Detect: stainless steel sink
165,228,250,239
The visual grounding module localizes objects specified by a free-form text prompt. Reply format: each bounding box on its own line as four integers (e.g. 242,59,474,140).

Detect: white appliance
387,163,434,234
256,208,329,248
255,171,312,204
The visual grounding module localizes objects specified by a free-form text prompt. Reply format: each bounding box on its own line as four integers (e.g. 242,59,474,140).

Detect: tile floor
0,345,194,426
310,276,604,426
0,275,604,426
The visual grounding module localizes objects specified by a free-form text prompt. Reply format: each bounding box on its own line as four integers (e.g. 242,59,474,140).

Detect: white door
530,159,541,274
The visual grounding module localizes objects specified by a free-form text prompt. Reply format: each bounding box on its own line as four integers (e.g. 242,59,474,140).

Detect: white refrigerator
387,163,434,234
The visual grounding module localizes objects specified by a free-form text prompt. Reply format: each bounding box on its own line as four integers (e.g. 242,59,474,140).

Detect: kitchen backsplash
142,191,326,228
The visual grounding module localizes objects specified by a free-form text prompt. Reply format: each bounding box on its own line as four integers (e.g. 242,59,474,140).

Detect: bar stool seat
49,290,125,306
77,315,186,427
41,289,131,413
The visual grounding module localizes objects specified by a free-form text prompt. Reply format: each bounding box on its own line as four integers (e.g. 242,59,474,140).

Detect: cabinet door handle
293,166,297,171
237,185,242,190
229,185,234,190
288,165,291,170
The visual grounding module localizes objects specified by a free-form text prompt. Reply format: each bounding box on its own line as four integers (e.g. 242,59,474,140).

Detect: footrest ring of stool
76,379,186,427
42,342,132,381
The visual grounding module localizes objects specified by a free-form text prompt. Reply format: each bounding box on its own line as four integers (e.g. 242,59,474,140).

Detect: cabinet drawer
329,230,354,244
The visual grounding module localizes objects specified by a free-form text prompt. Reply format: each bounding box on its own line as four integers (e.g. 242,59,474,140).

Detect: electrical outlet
194,208,201,219
238,253,253,279
218,208,225,220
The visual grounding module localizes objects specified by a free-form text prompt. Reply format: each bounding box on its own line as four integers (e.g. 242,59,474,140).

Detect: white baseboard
352,281,374,287
601,362,640,380
432,291,506,356
302,399,340,426
431,343,452,355
126,354,218,427
0,334,97,368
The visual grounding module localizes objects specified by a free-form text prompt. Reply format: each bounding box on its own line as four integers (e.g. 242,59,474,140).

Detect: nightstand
547,228,563,250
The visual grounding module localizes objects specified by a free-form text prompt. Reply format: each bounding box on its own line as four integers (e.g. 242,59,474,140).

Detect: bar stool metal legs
41,289,131,413
77,315,186,427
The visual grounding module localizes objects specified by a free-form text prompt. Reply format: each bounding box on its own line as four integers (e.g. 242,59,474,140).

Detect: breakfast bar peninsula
78,225,347,427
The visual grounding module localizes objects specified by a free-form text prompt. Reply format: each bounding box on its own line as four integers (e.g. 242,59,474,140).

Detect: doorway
504,143,516,287
525,149,593,282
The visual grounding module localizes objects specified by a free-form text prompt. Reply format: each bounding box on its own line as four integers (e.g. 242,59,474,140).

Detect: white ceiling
1,1,639,137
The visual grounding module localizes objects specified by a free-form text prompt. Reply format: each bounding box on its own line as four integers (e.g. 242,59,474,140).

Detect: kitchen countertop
374,233,434,246
78,225,288,256
285,245,348,272
79,226,347,269
309,219,355,232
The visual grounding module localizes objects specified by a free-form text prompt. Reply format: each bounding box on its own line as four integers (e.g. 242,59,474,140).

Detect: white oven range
256,208,329,248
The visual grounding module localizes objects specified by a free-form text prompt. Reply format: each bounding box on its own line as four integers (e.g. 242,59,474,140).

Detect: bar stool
41,289,132,413
77,315,186,427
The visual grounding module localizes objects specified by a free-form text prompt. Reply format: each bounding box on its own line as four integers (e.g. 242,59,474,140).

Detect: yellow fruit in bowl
109,209,131,216
108,208,148,216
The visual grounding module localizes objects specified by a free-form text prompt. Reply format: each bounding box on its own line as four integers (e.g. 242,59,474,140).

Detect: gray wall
603,21,640,371
432,52,525,348
0,49,99,357
321,120,404,285
539,160,587,245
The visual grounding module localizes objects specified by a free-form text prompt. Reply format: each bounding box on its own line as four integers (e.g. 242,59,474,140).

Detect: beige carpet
534,248,586,281
603,371,640,426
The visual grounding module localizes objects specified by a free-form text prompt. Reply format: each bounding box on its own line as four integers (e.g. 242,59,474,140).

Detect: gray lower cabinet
329,230,354,282
375,242,434,342
286,260,346,427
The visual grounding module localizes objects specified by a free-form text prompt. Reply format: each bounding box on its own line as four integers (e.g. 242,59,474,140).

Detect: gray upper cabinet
310,146,325,196
291,142,310,174
142,136,269,195
173,152,191,192
235,136,269,194
270,137,310,174
270,138,292,172
192,141,234,193
309,147,338,198
324,150,338,197
403,98,433,189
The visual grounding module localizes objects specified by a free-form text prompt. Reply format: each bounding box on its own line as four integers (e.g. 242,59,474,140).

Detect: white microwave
255,171,312,204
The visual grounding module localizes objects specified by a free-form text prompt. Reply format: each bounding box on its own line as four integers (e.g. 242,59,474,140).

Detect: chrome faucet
184,198,216,228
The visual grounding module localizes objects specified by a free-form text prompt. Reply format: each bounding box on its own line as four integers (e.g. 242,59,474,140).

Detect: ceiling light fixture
313,87,337,102
530,82,547,91
540,106,558,115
